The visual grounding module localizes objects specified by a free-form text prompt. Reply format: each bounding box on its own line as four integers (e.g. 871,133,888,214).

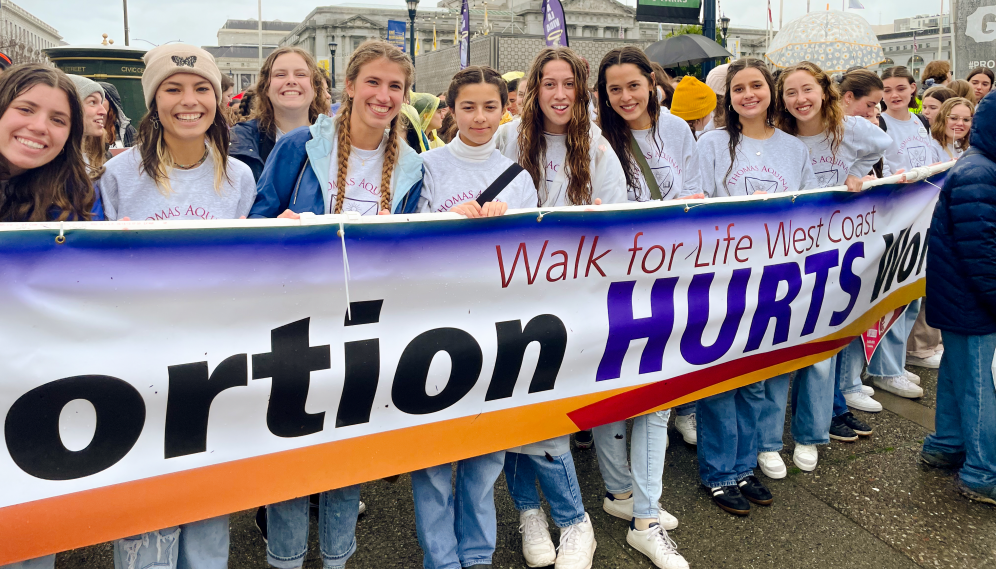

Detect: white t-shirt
929,138,963,163
796,116,894,188
540,133,571,206
99,147,256,221
629,111,702,201
325,133,388,216
881,112,932,173
692,128,819,197
419,144,537,212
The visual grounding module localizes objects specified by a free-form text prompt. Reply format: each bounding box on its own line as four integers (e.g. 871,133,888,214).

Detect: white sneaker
905,369,922,385
873,374,924,398
519,509,557,567
555,513,596,569
793,444,818,471
860,384,875,396
844,391,883,412
358,501,366,515
626,524,689,569
602,494,679,530
757,451,787,479
675,413,697,445
906,352,941,369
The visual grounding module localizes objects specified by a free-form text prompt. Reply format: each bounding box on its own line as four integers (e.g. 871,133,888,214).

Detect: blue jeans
866,300,920,378
675,403,696,416
1,556,55,569
757,357,835,450
503,451,586,528
696,382,765,487
923,331,996,489
113,516,228,569
592,410,670,519
266,486,360,569
411,452,505,569
836,337,867,396
832,373,849,418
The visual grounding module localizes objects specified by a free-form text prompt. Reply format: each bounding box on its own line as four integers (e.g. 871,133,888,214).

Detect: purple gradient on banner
542,0,569,47
459,0,469,69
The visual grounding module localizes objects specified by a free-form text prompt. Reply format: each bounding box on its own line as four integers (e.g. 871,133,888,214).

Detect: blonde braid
333,99,353,214
378,115,401,213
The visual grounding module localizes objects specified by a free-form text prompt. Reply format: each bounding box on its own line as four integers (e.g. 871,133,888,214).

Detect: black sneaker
921,449,965,469
737,475,774,506
829,416,859,442
839,412,873,436
255,505,268,543
575,430,594,449
706,484,750,516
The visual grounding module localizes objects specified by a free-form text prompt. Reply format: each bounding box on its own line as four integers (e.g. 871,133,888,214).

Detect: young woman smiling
930,97,974,162
249,39,421,569
231,47,324,181
881,66,932,174
410,66,537,569
499,46,625,569
691,58,817,518
66,74,108,179
0,64,103,569
588,45,694,569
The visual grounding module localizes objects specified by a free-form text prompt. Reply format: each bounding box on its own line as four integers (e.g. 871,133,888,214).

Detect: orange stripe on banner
0,283,924,563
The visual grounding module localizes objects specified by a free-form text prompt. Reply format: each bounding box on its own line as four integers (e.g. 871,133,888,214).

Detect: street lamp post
407,0,419,89
328,42,337,88
720,15,730,49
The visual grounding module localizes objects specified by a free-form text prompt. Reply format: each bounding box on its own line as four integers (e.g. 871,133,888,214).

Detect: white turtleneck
418,131,538,213
446,132,497,162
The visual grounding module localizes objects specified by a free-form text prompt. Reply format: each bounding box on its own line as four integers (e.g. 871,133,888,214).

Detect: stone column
597,26,604,38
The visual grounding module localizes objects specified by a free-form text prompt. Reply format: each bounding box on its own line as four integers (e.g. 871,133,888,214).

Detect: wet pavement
53,364,996,569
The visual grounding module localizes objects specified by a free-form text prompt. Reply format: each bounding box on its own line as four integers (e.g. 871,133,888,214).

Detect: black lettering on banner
485,315,568,401
393,328,483,414
337,301,384,427
252,318,330,437
164,355,248,459
4,375,145,480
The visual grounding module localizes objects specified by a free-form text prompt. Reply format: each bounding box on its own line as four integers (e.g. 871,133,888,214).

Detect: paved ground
55,364,996,569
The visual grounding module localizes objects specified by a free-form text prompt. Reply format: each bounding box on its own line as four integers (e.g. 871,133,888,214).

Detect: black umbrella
644,34,733,68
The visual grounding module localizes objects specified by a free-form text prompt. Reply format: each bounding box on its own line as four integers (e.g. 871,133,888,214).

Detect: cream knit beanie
142,44,222,107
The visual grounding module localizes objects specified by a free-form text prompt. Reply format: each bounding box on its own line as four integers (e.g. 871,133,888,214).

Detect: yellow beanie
670,76,717,122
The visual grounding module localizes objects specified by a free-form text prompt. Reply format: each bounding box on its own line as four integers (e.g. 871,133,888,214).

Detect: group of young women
1,35,981,569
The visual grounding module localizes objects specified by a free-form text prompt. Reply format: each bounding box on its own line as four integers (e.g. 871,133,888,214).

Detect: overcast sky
29,0,947,49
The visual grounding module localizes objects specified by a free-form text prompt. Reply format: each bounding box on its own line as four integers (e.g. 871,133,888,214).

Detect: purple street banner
542,0,570,47
387,20,407,52
0,164,948,563
460,0,470,69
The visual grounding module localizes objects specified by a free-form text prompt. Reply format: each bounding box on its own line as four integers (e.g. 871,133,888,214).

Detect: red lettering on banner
496,241,549,287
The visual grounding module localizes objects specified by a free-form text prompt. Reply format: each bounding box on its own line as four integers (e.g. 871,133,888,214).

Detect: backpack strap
630,133,661,200
476,163,525,205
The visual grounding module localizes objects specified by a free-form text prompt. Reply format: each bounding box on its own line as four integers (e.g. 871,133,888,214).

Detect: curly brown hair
518,47,593,206
0,64,94,222
332,40,414,214
775,61,845,163
252,47,326,139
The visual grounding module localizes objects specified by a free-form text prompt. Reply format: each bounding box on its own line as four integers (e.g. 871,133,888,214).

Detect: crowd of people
2,37,994,569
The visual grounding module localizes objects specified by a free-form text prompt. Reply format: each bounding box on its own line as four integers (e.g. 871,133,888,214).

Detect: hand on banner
677,193,705,200
893,169,909,184
451,200,508,218
845,175,866,193
278,210,301,219
378,209,391,215
581,198,603,211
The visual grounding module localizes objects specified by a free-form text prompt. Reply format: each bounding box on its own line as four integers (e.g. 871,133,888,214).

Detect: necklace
174,147,209,170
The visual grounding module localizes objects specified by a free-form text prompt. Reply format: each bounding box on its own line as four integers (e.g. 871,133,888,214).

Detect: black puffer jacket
926,91,996,334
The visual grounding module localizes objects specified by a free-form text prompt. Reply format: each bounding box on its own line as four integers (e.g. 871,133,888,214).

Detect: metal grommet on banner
792,195,798,203
55,222,65,244
536,210,551,222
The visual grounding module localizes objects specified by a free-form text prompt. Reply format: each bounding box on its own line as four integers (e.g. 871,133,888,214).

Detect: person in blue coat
921,89,996,506
231,46,325,182
248,39,421,569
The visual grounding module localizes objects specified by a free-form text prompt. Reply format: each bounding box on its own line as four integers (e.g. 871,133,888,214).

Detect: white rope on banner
338,220,352,322
55,221,65,244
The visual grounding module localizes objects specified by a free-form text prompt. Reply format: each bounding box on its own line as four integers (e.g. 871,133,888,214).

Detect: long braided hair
518,47,593,206
332,40,414,214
